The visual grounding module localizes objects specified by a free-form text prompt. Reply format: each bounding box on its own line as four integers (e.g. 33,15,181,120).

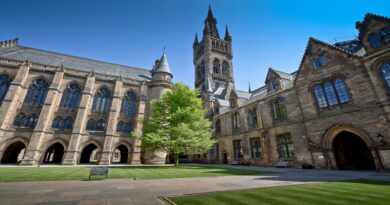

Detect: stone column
99,79,123,165
62,73,95,165
0,62,30,131
131,81,147,164
21,70,64,165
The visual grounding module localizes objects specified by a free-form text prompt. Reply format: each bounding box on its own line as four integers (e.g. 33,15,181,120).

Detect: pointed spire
203,6,220,38
193,33,199,45
224,25,232,41
206,76,213,93
207,5,214,19
154,50,171,75
248,81,252,93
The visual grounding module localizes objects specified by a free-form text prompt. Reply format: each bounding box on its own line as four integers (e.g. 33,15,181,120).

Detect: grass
0,165,271,182
169,179,390,205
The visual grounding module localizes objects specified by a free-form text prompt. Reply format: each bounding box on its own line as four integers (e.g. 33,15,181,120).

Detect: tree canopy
141,83,214,166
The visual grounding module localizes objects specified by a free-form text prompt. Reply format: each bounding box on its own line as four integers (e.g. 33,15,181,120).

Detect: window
380,28,390,43
312,55,327,69
368,34,382,48
13,113,38,128
121,91,138,117
231,112,239,130
59,83,81,110
247,108,257,127
52,116,73,130
272,99,287,120
233,140,242,159
277,134,294,158
92,87,111,113
215,119,221,133
250,138,261,159
86,118,105,131
381,63,390,89
24,79,49,107
222,61,228,76
116,121,134,133
213,59,220,74
313,79,351,109
0,74,11,106
268,80,279,92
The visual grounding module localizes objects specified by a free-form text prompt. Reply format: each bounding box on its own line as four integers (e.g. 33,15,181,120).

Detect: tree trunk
175,152,179,167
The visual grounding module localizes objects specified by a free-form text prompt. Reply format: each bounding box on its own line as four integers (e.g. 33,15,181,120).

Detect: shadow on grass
337,179,390,186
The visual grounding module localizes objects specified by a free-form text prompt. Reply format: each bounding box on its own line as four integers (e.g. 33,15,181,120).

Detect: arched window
116,121,134,133
0,74,12,105
120,91,138,117
13,113,27,127
24,79,49,107
96,119,105,131
92,87,111,113
59,83,81,110
323,82,338,106
213,59,220,74
86,119,96,131
63,117,73,130
13,113,38,128
86,118,105,131
222,61,228,76
52,116,63,129
314,85,328,108
381,63,390,89
334,79,350,103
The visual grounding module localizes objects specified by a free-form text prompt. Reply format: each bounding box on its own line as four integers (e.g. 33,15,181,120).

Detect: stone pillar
21,70,64,165
99,79,123,165
62,73,95,165
0,62,30,132
131,82,147,164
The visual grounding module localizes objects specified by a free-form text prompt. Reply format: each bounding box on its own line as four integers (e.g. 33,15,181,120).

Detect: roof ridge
309,37,360,57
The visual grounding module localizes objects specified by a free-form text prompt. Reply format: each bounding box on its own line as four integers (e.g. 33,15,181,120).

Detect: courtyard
0,164,389,205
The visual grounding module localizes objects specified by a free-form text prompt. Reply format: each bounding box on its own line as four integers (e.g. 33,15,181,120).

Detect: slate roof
0,43,152,81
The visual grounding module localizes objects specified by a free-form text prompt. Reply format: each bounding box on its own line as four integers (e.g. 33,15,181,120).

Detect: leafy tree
140,83,214,166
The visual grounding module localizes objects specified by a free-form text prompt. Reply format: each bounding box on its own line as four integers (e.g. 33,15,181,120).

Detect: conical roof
154,52,171,74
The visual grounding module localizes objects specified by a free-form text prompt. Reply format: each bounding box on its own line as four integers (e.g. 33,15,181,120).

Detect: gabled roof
357,13,390,40
266,68,294,82
0,40,152,81
235,90,252,99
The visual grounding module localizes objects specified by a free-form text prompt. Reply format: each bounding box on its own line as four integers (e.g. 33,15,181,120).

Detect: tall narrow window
120,91,138,117
323,82,339,106
272,99,287,120
250,138,261,159
233,140,242,159
312,55,327,69
0,74,11,106
381,63,390,89
215,119,221,133
24,79,49,107
334,79,350,103
314,85,328,108
368,34,382,48
59,83,81,110
277,134,294,158
213,59,220,74
247,108,257,127
92,87,111,113
222,61,228,76
231,112,239,130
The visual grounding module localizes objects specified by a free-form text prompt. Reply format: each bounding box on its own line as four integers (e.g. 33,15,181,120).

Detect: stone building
195,8,390,170
0,39,172,165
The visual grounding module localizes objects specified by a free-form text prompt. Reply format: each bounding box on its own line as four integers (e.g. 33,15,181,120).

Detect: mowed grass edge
0,165,272,182
169,179,390,205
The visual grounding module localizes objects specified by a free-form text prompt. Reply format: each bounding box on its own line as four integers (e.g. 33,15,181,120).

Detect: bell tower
193,6,235,108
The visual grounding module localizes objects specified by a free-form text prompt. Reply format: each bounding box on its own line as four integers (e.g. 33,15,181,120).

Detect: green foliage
141,83,214,165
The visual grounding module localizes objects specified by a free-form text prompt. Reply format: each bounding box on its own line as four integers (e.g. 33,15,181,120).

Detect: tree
141,83,214,166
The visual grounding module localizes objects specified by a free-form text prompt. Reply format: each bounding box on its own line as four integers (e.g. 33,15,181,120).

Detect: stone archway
112,145,129,164
80,144,99,164
1,141,26,164
42,143,65,164
321,124,379,170
333,131,376,170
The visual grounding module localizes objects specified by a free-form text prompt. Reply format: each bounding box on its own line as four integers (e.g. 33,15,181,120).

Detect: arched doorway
112,145,128,164
80,144,98,164
42,143,64,164
1,141,26,164
222,150,228,164
333,131,375,170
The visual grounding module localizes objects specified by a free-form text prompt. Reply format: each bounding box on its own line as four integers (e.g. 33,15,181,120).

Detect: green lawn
0,166,271,182
169,180,390,205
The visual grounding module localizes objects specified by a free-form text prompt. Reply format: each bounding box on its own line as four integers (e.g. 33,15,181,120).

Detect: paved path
0,164,389,205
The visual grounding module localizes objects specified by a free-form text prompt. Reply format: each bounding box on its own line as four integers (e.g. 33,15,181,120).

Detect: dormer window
268,80,279,92
312,55,327,69
368,34,382,48
380,28,390,43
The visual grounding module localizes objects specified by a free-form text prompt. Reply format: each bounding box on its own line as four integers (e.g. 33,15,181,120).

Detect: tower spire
203,6,220,38
193,33,199,46
248,81,252,93
224,25,232,41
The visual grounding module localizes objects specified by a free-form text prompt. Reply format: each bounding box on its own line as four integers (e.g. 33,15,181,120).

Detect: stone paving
0,164,389,205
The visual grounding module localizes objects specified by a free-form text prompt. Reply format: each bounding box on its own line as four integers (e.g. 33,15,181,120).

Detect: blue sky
1,0,389,91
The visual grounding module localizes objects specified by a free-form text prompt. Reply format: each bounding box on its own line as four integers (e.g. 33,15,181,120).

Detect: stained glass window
120,91,137,117
0,74,11,106
24,79,48,107
92,87,111,113
59,83,81,110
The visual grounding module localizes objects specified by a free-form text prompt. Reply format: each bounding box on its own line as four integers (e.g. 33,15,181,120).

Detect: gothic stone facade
0,40,172,165
195,9,390,171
